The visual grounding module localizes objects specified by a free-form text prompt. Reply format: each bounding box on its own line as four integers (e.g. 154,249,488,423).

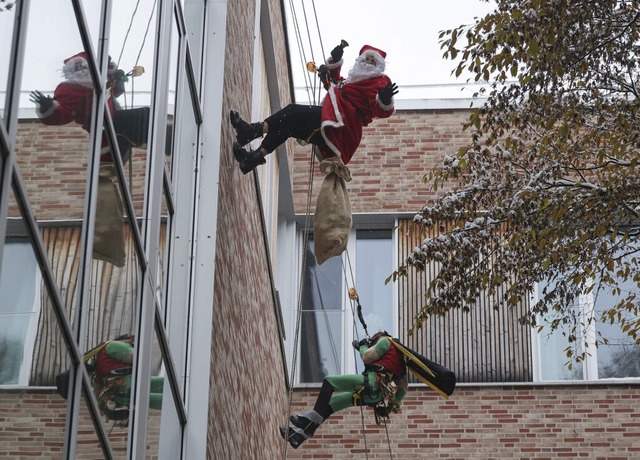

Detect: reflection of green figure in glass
95,340,163,413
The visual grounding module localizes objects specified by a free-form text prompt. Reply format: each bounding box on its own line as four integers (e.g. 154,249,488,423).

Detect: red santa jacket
319,65,394,165
37,82,118,159
37,82,118,130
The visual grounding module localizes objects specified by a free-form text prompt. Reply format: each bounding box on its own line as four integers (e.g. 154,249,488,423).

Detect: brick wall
292,109,471,214
13,120,147,221
0,389,160,459
285,384,640,459
206,0,293,458
288,107,640,458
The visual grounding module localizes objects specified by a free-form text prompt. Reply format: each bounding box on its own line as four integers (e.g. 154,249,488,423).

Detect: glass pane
300,240,343,382
538,322,584,381
0,190,73,454
147,329,170,458
159,190,170,318
164,13,180,172
16,2,99,311
83,335,136,458
594,274,640,378
183,1,205,78
110,0,156,110
536,279,584,381
0,3,16,121
77,389,125,460
0,240,40,384
106,0,157,181
355,229,393,338
0,338,71,456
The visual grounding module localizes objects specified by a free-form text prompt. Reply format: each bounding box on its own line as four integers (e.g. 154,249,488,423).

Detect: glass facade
0,1,209,457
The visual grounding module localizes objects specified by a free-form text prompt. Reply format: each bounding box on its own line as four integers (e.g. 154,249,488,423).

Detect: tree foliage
393,0,640,354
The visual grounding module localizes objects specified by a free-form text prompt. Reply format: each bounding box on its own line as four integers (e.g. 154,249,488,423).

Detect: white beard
62,57,93,87
346,52,386,83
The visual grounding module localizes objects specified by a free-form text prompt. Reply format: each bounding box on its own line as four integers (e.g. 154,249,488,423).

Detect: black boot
290,415,320,438
233,142,266,174
279,410,323,449
230,109,264,146
280,426,307,449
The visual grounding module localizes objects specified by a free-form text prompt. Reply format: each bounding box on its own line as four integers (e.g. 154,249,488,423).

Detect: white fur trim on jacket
36,100,59,119
325,57,343,70
376,93,394,112
319,84,345,158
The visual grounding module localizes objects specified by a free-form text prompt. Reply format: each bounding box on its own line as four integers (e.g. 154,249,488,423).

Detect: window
0,241,41,385
534,272,640,381
298,227,395,383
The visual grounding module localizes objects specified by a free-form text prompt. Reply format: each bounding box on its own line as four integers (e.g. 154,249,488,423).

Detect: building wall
13,120,148,220
5,1,294,458
206,0,293,458
0,390,161,459
292,109,471,214
285,384,640,459
287,105,640,458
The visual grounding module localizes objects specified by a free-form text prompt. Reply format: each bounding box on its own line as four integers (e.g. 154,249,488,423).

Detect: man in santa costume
230,43,398,174
29,51,150,163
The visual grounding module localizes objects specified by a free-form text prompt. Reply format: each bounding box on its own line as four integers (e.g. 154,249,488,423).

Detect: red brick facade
292,109,472,214
288,108,640,458
286,384,640,459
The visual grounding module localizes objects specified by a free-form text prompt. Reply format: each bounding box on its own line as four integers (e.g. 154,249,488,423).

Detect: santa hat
64,51,88,64
359,45,386,59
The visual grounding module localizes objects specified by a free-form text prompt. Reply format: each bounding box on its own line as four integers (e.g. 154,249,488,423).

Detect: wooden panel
397,219,532,383
30,224,144,385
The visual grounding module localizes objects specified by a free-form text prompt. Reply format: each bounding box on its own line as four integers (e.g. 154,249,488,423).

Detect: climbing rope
282,1,395,457
281,146,316,460
115,0,157,109
344,257,396,459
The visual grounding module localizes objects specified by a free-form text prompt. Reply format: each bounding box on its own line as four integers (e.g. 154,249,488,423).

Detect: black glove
112,69,128,84
317,64,329,83
375,405,391,418
29,90,54,114
378,82,399,105
330,45,344,63
352,338,371,350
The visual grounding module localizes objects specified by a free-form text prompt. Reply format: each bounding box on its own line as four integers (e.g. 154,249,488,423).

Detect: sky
285,0,495,102
0,0,496,108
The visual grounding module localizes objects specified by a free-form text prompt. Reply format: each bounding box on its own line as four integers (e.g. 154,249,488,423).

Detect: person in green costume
281,331,408,449
94,337,163,419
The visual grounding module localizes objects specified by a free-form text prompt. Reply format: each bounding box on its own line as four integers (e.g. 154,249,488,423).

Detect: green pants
112,375,164,410
325,372,385,413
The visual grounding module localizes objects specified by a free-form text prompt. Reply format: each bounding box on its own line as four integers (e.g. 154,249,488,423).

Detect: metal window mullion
129,0,174,458
181,0,227,456
156,7,188,424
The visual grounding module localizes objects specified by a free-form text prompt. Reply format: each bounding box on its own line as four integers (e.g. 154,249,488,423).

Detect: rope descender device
349,287,370,338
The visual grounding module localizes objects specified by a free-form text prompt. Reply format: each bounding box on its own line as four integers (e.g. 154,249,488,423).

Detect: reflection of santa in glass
30,52,149,163
230,44,399,174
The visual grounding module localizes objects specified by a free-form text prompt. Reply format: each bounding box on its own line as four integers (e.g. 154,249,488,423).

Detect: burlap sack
93,165,126,267
313,157,352,265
